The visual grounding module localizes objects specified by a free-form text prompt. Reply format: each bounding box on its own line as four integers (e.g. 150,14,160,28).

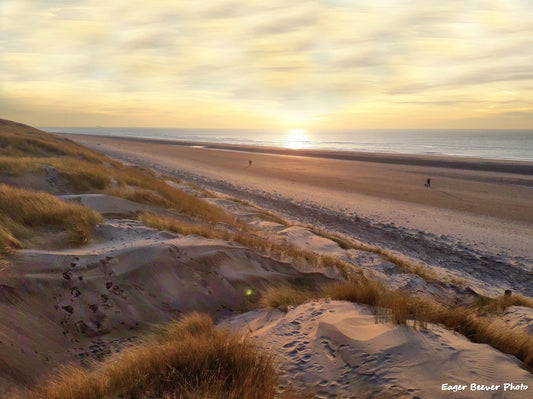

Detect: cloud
1,0,532,127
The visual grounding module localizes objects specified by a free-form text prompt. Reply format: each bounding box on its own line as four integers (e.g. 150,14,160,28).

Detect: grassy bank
12,313,308,399
260,282,533,368
0,184,102,252
139,212,356,278
0,119,237,253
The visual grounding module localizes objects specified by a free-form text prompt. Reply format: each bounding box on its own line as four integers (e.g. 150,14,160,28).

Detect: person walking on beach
248,159,252,167
426,178,431,188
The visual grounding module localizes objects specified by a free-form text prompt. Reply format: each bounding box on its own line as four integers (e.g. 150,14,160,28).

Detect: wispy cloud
1,0,532,127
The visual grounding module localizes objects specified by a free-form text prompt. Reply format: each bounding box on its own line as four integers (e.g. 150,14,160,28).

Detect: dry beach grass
260,281,533,368
139,211,355,278
0,184,102,252
12,313,284,399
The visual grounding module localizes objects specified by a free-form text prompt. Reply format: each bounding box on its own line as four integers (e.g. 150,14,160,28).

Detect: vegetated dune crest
222,300,533,398
0,218,331,394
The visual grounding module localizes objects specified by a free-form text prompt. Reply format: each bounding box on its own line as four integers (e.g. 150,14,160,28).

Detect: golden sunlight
284,129,308,149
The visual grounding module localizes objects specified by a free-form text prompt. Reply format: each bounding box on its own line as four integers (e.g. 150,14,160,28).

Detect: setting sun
285,129,308,149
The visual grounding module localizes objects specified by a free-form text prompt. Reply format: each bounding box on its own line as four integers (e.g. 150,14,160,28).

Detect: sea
42,127,533,162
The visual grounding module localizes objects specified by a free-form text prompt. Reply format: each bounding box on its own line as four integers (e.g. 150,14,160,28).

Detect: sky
1,0,532,129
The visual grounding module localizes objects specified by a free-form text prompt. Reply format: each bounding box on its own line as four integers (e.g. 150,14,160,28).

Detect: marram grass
0,184,102,251
11,313,312,399
260,281,533,368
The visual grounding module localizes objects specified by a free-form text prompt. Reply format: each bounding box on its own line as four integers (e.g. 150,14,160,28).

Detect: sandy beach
61,134,533,220
63,133,533,297
1,121,532,397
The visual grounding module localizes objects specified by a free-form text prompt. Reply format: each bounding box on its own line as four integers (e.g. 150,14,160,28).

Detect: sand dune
222,300,533,398
1,217,332,395
58,194,159,216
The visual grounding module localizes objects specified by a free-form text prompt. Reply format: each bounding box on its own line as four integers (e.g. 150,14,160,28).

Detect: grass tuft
0,156,111,192
13,313,283,399
162,312,217,341
259,281,533,368
139,212,356,278
260,285,316,312
111,169,237,226
0,184,102,250
0,121,113,164
0,224,22,254
105,187,173,208
477,294,533,313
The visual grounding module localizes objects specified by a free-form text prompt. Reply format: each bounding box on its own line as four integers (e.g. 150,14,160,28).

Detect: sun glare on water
284,129,308,149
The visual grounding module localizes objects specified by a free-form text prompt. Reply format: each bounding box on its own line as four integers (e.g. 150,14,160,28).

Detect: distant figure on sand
425,178,431,188
248,159,252,167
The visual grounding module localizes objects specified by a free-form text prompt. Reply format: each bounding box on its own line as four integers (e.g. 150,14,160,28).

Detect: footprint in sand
288,348,300,357
320,338,337,360
295,343,308,352
61,305,74,314
301,354,311,362
317,379,329,388
310,309,325,321
282,341,296,349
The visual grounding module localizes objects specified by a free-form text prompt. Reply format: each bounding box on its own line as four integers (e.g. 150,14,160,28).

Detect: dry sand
62,134,533,297
1,212,331,394
222,300,533,398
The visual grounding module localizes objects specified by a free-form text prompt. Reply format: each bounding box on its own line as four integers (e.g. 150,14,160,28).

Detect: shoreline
59,133,533,175
61,132,533,298
60,133,533,224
